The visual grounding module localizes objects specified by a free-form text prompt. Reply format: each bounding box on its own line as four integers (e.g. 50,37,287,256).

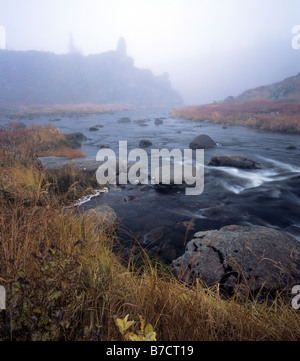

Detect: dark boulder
153,165,199,193
97,144,110,149
123,195,136,202
208,155,261,169
154,118,164,125
189,134,217,149
118,117,131,123
89,124,103,131
139,139,153,148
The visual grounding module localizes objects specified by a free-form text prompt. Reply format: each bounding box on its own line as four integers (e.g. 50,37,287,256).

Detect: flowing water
2,108,300,257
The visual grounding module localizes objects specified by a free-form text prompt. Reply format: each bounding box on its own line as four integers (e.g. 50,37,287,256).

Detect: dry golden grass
1,198,299,341
48,146,86,159
172,99,300,133
104,248,300,342
0,201,121,340
0,165,49,206
0,122,86,167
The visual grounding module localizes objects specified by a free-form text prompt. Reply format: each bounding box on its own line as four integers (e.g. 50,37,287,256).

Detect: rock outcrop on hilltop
0,40,183,108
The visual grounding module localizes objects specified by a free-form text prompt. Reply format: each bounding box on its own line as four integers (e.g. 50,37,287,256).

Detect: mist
0,0,299,105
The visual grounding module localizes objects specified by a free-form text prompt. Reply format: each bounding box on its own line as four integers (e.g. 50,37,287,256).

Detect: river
2,108,300,260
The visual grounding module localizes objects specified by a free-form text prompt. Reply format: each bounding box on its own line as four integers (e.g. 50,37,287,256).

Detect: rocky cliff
0,47,183,108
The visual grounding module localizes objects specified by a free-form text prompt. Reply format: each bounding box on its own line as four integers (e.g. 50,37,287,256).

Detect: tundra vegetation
0,122,299,341
172,99,300,133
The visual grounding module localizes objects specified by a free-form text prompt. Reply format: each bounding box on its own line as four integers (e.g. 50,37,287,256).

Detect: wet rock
118,117,131,123
172,225,300,298
153,165,199,193
189,134,217,149
139,139,153,148
154,118,164,125
208,155,261,169
97,144,110,149
89,124,103,131
139,185,152,192
286,145,297,150
124,195,136,202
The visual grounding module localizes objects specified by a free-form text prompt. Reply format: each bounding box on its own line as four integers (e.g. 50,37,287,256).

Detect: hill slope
172,72,300,133
0,49,183,108
224,72,300,103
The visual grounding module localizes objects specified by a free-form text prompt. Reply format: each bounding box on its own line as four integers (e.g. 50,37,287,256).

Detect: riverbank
0,122,299,341
0,103,137,120
171,99,300,133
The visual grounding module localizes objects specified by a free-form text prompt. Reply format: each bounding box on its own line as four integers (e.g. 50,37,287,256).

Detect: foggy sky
0,0,300,105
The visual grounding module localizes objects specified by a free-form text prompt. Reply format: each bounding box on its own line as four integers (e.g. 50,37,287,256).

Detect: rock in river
189,134,217,149
153,165,200,193
208,155,261,169
172,225,300,298
118,117,131,123
154,118,164,125
89,125,103,131
139,139,153,148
